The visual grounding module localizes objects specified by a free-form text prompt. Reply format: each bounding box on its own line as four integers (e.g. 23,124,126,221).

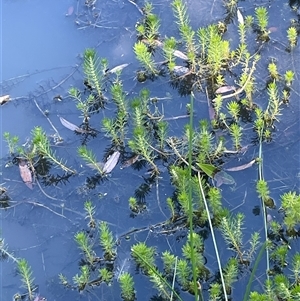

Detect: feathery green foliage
255,7,269,39
99,221,115,260
73,265,90,291
280,191,300,231
131,242,155,273
83,48,107,100
99,267,113,284
17,259,35,300
84,200,96,228
134,41,158,74
74,231,96,266
287,26,297,48
32,126,76,174
3,132,19,154
78,145,103,174
119,272,135,301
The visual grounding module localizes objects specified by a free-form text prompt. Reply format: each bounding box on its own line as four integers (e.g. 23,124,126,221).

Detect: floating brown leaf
19,160,33,189
225,159,256,172
121,155,139,169
103,151,120,173
0,95,10,105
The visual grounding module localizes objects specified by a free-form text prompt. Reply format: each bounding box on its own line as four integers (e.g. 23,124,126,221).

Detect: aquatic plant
131,242,155,273
17,259,35,300
284,70,294,86
287,26,297,48
83,48,107,101
32,126,76,174
78,145,104,175
0,235,18,262
119,272,136,301
128,91,159,174
229,123,243,150
136,1,160,44
84,200,96,228
3,132,19,154
280,191,300,232
74,231,96,266
99,221,116,260
134,41,158,75
268,61,279,80
99,267,113,284
227,100,240,122
73,265,90,291
3,1,299,300
255,7,269,40
102,81,129,146
172,0,196,57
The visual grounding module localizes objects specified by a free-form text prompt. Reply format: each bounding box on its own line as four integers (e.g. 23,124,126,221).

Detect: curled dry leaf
60,117,84,133
173,66,190,76
19,160,33,189
107,63,129,74
0,95,10,105
173,50,188,60
103,151,120,173
237,9,244,25
121,154,139,169
225,159,256,172
214,171,235,187
215,86,236,94
145,39,188,60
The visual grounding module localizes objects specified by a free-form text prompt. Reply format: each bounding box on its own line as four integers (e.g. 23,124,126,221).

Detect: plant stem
257,126,270,278
188,92,199,301
197,173,228,301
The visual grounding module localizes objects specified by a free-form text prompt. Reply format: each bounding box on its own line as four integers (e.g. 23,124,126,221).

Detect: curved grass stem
197,172,228,301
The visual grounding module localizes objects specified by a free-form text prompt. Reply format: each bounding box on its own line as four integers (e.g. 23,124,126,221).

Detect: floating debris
18,160,33,189
59,116,87,134
103,151,120,173
173,66,190,77
121,155,139,169
0,95,10,105
66,6,74,16
107,63,129,74
215,86,236,94
173,50,188,60
237,9,244,25
225,159,256,172
214,170,235,187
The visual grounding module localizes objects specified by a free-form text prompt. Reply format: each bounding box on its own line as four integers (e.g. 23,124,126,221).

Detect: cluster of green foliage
2,0,299,300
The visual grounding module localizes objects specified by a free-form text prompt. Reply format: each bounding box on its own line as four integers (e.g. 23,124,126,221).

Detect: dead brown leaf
19,160,33,189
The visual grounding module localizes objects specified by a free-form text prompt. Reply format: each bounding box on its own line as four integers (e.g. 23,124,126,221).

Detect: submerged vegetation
1,0,300,300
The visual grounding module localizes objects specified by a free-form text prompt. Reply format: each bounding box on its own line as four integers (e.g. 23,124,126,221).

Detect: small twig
167,139,200,173
213,60,257,101
35,178,65,202
33,98,63,142
163,114,190,121
127,0,144,15
156,177,167,219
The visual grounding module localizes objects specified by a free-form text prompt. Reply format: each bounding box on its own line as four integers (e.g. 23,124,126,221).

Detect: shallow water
1,0,299,300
